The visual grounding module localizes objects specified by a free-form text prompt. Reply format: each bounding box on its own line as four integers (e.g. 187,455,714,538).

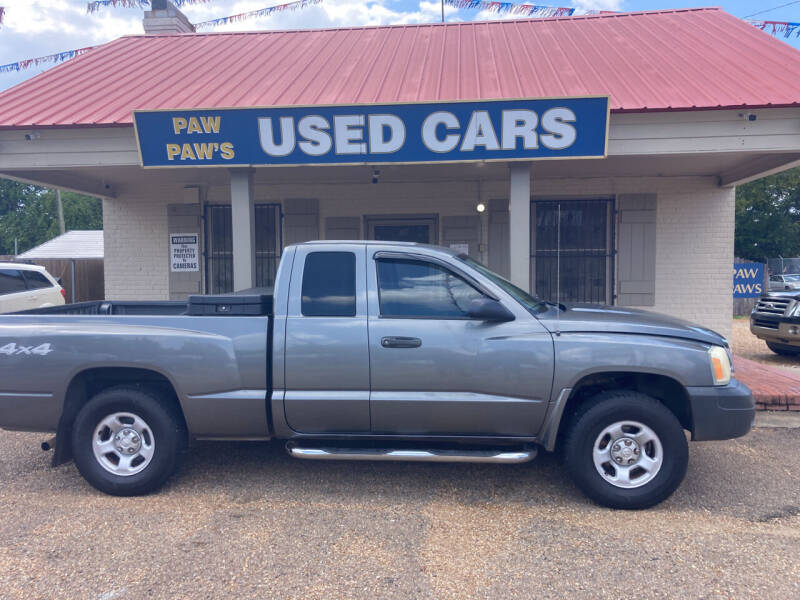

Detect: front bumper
686,378,755,441
750,318,800,347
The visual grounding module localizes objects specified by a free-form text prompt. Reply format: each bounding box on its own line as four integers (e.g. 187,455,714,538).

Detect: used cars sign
133,97,609,168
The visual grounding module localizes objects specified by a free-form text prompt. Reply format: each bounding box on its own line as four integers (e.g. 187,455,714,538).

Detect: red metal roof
2,7,800,128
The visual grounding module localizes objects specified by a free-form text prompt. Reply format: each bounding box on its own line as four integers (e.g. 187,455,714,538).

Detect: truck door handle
381,336,422,348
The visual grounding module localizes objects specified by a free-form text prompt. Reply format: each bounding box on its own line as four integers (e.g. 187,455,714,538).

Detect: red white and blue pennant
87,0,149,13
194,0,324,29
0,47,95,73
444,1,573,17
87,0,216,12
751,20,800,38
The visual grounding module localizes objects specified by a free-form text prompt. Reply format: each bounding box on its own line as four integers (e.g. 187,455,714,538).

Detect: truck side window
301,251,356,317
0,269,27,296
377,258,484,318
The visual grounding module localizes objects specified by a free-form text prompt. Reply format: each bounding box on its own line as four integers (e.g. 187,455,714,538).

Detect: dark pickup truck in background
0,242,754,509
750,291,800,356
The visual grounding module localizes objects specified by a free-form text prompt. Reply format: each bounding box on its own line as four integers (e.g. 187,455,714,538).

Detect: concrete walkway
755,411,800,428
733,355,800,412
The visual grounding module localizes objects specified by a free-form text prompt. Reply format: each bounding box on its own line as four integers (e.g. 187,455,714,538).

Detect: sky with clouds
0,0,798,91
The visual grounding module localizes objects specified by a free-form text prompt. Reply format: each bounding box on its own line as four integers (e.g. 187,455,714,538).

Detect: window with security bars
531,199,614,305
205,204,282,294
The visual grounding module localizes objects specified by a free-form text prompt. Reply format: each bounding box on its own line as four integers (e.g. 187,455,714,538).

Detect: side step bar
286,443,536,464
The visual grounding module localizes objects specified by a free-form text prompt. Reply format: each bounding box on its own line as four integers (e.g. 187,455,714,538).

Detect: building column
508,163,531,290
230,168,256,291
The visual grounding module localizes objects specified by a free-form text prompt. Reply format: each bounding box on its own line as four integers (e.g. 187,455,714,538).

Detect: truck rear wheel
766,341,800,356
563,390,688,510
71,386,186,496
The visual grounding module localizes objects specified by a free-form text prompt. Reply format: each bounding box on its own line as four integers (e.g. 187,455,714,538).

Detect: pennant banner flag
194,0,324,29
444,0,574,17
0,47,95,74
87,0,220,11
87,0,149,13
751,20,800,38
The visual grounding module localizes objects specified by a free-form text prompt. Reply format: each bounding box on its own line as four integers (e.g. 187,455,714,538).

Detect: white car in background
0,263,65,313
768,274,800,291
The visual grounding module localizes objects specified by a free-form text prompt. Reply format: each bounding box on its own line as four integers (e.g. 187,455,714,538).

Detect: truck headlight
790,301,800,317
708,346,731,386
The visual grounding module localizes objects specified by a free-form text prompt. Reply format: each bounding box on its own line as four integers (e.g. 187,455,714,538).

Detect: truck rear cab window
301,251,356,316
376,258,484,318
22,270,53,290
0,269,26,296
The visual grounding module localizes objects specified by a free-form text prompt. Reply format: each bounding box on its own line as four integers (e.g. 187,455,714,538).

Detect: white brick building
3,6,800,341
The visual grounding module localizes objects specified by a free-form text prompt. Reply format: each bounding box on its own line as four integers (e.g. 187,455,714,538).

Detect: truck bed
0,293,274,438
16,292,274,317
18,300,188,316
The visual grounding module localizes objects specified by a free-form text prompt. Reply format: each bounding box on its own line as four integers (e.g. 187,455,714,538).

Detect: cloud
574,0,623,11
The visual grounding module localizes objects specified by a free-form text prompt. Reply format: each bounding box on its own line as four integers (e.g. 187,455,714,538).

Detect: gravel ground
1,427,799,599
731,317,800,373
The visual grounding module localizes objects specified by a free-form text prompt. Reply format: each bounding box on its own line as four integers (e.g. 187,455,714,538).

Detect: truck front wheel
563,391,688,509
71,386,186,496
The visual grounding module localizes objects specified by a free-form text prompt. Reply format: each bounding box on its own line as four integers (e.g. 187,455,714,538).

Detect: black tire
71,385,187,496
563,390,688,510
766,341,800,356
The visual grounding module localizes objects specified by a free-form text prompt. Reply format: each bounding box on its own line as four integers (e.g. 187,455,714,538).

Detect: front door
366,249,554,437
366,215,437,244
283,244,371,433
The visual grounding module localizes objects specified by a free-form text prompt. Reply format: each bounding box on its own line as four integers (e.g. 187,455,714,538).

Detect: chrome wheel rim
92,412,155,477
592,420,663,489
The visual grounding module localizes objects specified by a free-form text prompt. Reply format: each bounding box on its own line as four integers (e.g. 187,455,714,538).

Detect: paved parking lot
1,426,798,599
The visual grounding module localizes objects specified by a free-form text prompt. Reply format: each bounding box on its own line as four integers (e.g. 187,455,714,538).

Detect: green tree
735,167,800,263
0,178,102,255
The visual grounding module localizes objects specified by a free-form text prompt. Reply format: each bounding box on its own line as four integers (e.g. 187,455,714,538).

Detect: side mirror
467,297,515,322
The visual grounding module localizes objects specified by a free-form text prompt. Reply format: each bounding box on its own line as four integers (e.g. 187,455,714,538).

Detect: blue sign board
733,263,764,298
133,97,609,168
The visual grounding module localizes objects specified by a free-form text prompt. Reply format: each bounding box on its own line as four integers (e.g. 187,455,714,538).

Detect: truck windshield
457,255,549,315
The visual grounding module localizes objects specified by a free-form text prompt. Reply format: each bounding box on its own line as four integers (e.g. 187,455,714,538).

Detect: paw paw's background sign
132,97,609,168
733,263,765,298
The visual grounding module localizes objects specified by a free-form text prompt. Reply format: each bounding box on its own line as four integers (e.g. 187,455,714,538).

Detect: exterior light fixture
476,203,486,213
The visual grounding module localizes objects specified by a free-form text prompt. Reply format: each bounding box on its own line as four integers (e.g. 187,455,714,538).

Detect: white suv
0,263,66,313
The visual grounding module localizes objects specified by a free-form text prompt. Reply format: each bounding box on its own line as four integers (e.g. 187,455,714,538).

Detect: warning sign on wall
170,233,199,272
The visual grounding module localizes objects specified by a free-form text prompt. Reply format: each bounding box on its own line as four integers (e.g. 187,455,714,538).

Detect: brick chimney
143,0,195,34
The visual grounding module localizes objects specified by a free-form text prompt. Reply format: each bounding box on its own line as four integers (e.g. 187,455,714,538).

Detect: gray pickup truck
0,241,753,509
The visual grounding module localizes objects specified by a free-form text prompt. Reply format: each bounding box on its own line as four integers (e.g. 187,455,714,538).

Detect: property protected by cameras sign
170,233,199,272
133,97,610,168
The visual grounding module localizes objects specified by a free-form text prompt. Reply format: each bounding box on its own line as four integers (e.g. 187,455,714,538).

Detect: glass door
365,215,438,244
204,203,282,293
531,199,614,304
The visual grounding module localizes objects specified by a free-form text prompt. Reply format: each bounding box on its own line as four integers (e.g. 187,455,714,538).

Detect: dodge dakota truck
0,241,754,509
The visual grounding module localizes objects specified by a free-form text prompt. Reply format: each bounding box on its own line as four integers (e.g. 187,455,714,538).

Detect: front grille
752,317,779,330
754,297,792,316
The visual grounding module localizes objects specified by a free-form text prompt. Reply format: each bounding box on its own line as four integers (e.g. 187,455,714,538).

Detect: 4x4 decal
0,342,54,356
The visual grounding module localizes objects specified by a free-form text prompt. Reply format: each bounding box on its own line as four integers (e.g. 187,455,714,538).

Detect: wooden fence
33,259,104,303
